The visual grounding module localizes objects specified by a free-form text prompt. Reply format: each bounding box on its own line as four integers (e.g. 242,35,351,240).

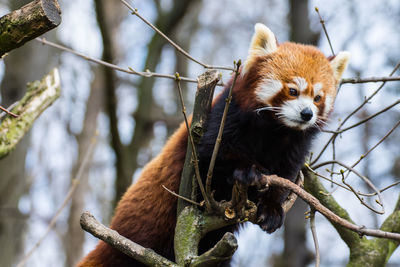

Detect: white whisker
254,106,282,115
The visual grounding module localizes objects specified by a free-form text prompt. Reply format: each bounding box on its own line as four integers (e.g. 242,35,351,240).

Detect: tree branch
341,75,400,84
0,68,61,159
0,0,61,57
263,172,400,242
36,37,199,84
177,70,220,214
189,232,238,267
205,61,241,207
80,211,180,267
119,0,233,71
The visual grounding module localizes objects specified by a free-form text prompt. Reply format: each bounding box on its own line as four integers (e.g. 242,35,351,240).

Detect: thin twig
162,185,201,206
305,164,400,197
323,100,400,134
352,119,400,168
309,208,320,267
311,160,384,214
35,37,199,84
16,131,98,267
315,7,335,56
282,171,304,213
263,174,400,241
205,61,241,204
0,103,18,118
175,73,211,210
341,75,400,84
312,60,400,165
339,169,382,213
119,0,233,71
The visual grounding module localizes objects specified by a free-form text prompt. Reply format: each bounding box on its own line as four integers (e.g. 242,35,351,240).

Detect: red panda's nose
300,107,313,121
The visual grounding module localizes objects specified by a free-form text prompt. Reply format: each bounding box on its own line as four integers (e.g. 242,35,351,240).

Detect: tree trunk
0,2,57,266
63,65,104,267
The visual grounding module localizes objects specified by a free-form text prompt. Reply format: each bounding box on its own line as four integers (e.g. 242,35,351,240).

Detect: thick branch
174,206,242,266
0,0,61,57
189,233,238,267
177,70,219,214
0,68,61,159
80,212,179,267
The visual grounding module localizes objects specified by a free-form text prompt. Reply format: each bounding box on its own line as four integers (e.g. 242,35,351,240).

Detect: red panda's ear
329,51,350,82
243,23,278,74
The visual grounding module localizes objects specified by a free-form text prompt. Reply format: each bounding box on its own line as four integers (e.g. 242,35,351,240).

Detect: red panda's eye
314,95,321,102
289,88,298,96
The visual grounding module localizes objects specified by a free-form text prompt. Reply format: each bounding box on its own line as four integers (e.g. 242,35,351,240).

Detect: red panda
77,23,349,267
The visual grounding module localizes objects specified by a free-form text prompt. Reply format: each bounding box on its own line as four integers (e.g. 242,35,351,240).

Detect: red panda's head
235,23,350,130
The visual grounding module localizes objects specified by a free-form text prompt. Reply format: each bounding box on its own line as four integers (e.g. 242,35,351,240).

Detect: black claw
232,164,263,185
257,202,285,233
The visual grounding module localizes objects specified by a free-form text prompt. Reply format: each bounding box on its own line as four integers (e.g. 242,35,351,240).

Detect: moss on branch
303,167,400,266
0,68,61,159
0,0,61,57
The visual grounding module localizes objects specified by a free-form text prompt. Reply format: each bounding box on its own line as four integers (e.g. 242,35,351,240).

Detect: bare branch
305,163,400,197
311,160,384,214
162,185,201,207
119,0,234,71
35,37,200,84
282,171,304,213
0,104,18,118
206,61,241,206
324,99,400,134
315,7,335,56
350,119,400,169
80,212,179,267
341,75,400,84
177,70,219,214
311,60,400,164
262,174,400,241
309,209,320,267
175,74,211,210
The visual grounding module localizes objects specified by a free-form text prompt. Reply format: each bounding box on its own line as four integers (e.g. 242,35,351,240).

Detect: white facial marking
256,78,282,103
293,77,308,92
313,83,323,95
324,95,334,117
279,96,317,130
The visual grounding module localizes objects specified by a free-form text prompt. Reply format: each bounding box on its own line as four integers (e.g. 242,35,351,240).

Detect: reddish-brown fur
77,123,189,267
78,27,348,266
235,43,336,116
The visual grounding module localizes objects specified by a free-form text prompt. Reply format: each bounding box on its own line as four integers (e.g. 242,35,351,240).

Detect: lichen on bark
0,68,61,158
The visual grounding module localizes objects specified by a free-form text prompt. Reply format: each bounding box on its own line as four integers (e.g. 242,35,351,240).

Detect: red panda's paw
232,165,263,185
256,201,285,233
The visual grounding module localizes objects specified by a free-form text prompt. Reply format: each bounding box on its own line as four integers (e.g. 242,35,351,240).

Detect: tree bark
0,69,61,158
0,0,61,57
